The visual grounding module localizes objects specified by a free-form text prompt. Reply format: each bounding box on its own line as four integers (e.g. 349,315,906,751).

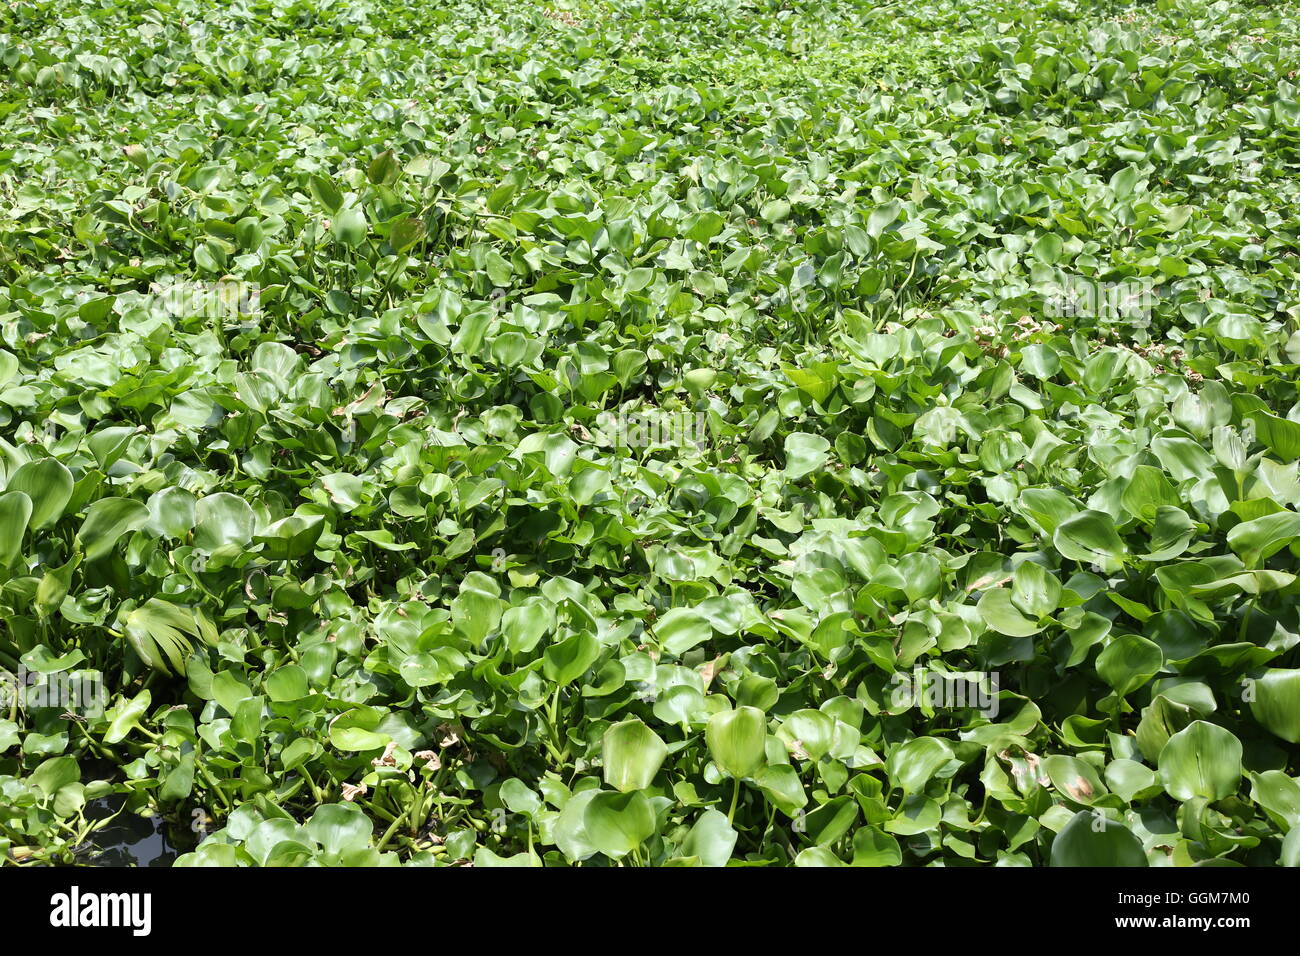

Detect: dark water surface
81,797,191,867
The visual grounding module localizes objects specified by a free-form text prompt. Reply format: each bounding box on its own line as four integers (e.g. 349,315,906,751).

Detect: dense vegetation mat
2,0,1300,866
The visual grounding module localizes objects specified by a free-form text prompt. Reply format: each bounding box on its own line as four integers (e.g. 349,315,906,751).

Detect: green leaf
656,607,712,655
1249,410,1300,461
122,599,207,675
783,432,831,480
366,149,400,186
78,497,148,561
542,631,600,686
6,459,73,530
1121,465,1179,523
390,217,426,252
1097,635,1164,697
1031,233,1063,264
265,664,310,702
255,514,324,560
103,689,151,744
1158,720,1242,802
706,706,767,779
307,803,373,856
1043,755,1106,805
333,206,368,248
329,724,390,752
851,827,902,866
1053,510,1127,571
1250,669,1300,744
310,174,344,213
30,755,80,800
886,736,954,795
0,491,32,568
601,719,668,792
782,364,839,404
680,809,737,866
977,588,1042,636
754,763,808,816
1227,511,1300,568
1050,811,1147,867
583,790,657,858
194,493,256,551
682,211,726,243
1011,561,1061,619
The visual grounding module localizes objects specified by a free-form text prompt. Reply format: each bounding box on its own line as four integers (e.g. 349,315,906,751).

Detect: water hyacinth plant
0,0,1298,869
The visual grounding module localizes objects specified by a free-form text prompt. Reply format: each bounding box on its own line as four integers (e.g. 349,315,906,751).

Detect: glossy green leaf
601,719,668,793
706,706,767,779
1158,721,1243,802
